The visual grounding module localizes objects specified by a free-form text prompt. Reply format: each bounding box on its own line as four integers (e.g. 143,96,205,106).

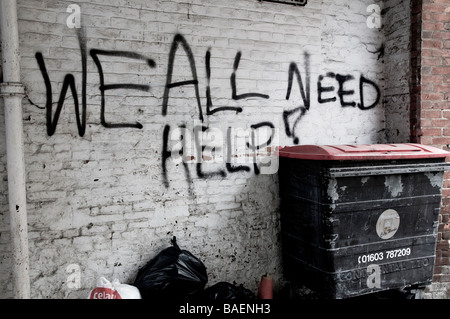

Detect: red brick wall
412,0,450,297
410,0,422,144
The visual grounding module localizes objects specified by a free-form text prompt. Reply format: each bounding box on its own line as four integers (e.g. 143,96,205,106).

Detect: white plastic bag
111,278,141,299
88,277,141,299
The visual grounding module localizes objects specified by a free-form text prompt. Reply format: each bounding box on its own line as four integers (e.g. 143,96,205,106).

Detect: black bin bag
133,237,208,299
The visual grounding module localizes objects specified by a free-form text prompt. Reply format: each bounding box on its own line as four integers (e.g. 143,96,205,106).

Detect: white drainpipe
0,0,31,298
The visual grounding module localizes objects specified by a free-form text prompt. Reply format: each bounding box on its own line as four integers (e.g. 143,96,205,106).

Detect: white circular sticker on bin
376,209,400,240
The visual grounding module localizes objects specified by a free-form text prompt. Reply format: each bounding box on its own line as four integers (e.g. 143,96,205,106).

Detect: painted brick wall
2,0,387,298
412,0,450,299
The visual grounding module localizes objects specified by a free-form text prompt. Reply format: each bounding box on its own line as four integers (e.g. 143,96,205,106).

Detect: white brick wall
1,0,390,298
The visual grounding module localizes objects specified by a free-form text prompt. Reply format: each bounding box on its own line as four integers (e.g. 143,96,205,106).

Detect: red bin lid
277,143,450,161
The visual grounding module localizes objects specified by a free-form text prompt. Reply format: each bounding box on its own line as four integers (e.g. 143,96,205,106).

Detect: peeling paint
361,176,370,185
425,172,443,189
384,175,403,197
328,178,339,202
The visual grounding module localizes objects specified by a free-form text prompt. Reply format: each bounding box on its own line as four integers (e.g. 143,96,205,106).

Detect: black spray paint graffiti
161,122,275,194
34,31,380,190
162,34,204,122
231,52,270,101
283,52,381,145
157,33,275,191
162,35,270,119
35,28,88,137
35,29,156,135
317,72,380,109
90,49,155,129
283,53,310,145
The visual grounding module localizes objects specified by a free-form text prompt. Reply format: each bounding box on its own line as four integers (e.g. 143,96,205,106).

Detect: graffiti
194,125,227,180
226,127,251,174
35,29,156,135
318,72,380,110
206,49,242,115
284,54,310,145
162,34,204,121
283,53,381,144
358,75,381,110
34,30,381,189
286,58,310,109
90,49,155,129
35,28,87,137
231,51,270,101
162,124,193,192
164,36,270,118
162,122,277,193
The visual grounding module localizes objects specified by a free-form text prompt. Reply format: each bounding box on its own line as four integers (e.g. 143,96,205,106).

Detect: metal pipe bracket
0,82,25,97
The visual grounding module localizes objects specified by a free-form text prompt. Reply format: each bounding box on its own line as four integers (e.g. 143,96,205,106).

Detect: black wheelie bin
277,143,449,298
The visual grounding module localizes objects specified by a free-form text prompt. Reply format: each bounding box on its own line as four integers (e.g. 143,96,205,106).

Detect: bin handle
328,162,450,178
